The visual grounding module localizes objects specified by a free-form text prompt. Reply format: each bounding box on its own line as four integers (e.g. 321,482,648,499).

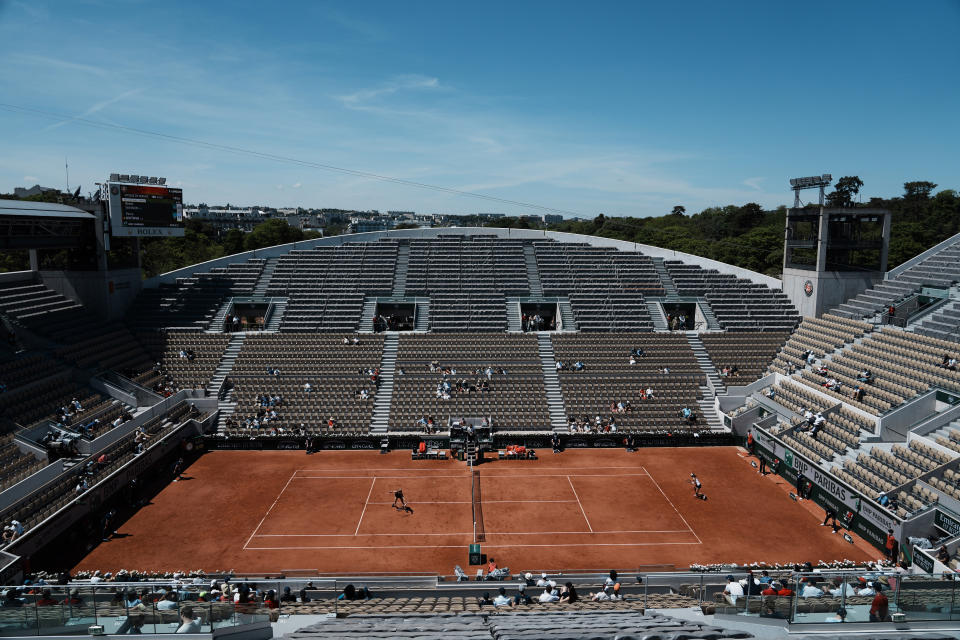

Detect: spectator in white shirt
723,575,744,605
493,587,512,607
591,586,612,601
828,578,856,597
801,581,824,598
857,582,876,596
604,570,618,587
536,573,550,587
157,592,178,610
538,585,559,603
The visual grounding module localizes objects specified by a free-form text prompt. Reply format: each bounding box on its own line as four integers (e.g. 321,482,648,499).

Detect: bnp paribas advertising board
753,428,899,549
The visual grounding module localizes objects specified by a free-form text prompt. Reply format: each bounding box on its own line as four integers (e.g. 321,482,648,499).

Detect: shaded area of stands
138,332,230,392
665,262,799,331
127,259,264,331
266,242,396,332
567,293,653,332
389,334,548,432
225,334,384,436
552,334,705,433
430,293,507,332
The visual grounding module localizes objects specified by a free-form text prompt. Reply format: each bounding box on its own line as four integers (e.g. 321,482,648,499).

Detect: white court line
253,529,694,537
246,541,702,550
365,500,577,505
642,466,702,545
294,473,651,479
567,475,593,533
295,466,651,472
354,477,377,536
243,471,298,550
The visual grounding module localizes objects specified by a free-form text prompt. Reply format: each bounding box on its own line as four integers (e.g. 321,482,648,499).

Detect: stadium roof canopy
0,199,95,249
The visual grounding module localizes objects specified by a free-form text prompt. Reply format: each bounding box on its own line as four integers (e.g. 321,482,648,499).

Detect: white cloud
337,74,441,107
42,88,144,132
743,176,766,191
292,182,302,189
275,184,284,190
23,175,37,182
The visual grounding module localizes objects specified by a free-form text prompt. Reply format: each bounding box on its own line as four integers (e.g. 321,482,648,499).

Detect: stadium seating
700,332,789,383
533,241,664,296
552,334,705,432
390,334,548,432
567,293,654,332
405,237,528,296
664,262,799,331
139,332,231,391
127,259,264,331
430,293,507,332
226,334,384,435
0,434,46,492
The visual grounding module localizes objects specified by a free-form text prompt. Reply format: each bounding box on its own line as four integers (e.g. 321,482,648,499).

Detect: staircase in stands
557,298,576,331
652,257,679,297
392,245,410,297
523,245,544,297
537,333,569,432
415,301,430,331
369,333,399,433
698,302,723,331
646,301,669,332
206,299,233,333
697,389,725,430
685,333,725,394
209,334,246,433
359,298,378,333
506,299,522,332
252,257,279,297
264,298,287,332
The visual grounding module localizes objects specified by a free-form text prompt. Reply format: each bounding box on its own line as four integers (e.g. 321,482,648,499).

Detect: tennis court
75,448,875,575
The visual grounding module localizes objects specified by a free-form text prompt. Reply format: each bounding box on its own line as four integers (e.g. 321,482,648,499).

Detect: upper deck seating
430,293,507,332
533,241,664,297
664,262,800,331
405,237,529,296
567,293,654,332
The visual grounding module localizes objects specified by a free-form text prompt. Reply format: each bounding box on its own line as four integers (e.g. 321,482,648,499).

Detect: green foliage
826,176,864,207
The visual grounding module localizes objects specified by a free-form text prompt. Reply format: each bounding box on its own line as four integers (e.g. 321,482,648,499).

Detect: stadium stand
126,259,264,331
430,293,507,332
225,333,384,436
916,300,960,343
566,292,654,332
551,334,706,432
389,334,549,431
664,261,799,331
138,332,231,392
0,434,45,492
700,332,789,383
533,241,665,297
405,237,529,296
832,238,960,320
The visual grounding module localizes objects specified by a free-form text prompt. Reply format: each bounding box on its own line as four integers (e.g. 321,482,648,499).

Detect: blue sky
0,0,957,217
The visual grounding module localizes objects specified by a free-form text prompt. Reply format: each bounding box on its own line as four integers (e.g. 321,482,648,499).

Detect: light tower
781,174,891,318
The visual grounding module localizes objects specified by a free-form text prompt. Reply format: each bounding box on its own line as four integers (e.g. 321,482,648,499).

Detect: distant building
14,184,58,198
542,214,563,225
183,206,269,232
349,217,393,233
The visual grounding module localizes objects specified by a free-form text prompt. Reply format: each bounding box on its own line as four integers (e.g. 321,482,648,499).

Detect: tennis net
471,468,485,542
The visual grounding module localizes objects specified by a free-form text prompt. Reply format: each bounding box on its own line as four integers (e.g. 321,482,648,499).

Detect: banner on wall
753,426,900,549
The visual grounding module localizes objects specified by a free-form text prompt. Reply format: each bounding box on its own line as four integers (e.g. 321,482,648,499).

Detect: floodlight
110,173,119,181
158,178,166,185
148,177,158,184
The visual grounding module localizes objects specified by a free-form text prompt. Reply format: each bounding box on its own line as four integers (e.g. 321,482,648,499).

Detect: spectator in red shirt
885,529,898,562
487,558,498,574
263,590,279,609
869,583,889,622
776,583,795,597
35,589,59,606
760,583,777,596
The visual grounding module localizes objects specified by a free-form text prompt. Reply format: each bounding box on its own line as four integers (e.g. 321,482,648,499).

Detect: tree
826,176,864,207
222,229,245,255
903,181,937,200
243,218,305,251
671,205,686,216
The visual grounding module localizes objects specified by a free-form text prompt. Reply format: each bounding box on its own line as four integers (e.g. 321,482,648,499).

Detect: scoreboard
107,180,185,237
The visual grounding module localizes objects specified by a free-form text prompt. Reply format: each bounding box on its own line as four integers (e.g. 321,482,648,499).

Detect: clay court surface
75,448,874,575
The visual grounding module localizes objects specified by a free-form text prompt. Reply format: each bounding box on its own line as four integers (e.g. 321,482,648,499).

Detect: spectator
264,590,279,609
157,592,178,610
558,582,578,603
869,583,889,622
35,589,58,606
800,580,823,598
477,592,492,607
177,606,202,633
885,529,898,562
760,582,777,596
538,585,559,603
723,575,744,605
493,587,512,607
776,582,794,597
591,586,613,601
280,587,296,603
513,583,530,606
825,607,847,623
938,545,950,564
62,588,83,606
828,577,855,597
536,573,550,587
604,570,618,587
